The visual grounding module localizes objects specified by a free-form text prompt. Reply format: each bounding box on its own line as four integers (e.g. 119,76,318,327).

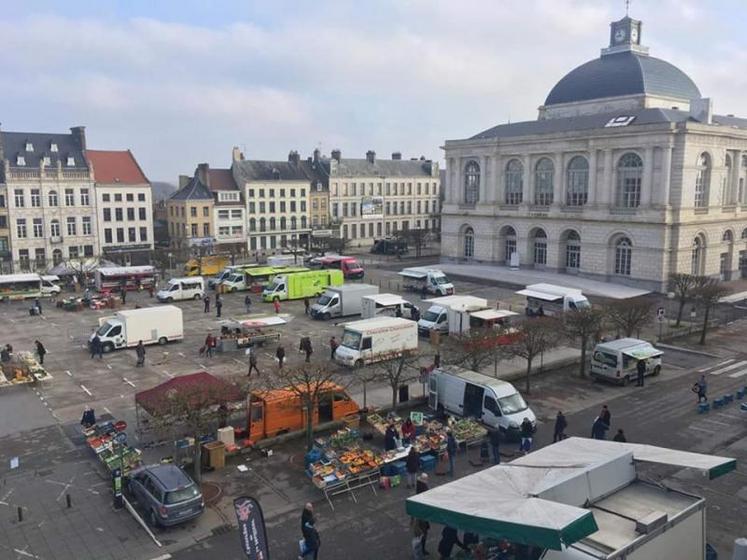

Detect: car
127,464,204,527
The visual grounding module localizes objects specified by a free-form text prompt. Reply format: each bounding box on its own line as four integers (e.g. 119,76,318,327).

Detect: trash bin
202,441,226,469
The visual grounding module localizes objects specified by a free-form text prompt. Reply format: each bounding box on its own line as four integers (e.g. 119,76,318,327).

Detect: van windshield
318,295,332,306
422,309,440,322
573,299,591,310
433,275,449,285
498,393,528,415
165,483,200,504
228,274,242,283
341,330,361,350
96,322,113,336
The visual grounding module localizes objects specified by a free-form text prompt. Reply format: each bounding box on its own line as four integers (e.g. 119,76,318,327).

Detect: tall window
723,154,732,205
48,190,58,207
80,188,90,206
14,189,24,208
691,236,704,275
32,218,43,238
534,158,554,205
617,153,643,208
503,226,517,264
67,217,77,236
694,153,710,208
30,189,41,207
463,227,475,258
50,220,60,237
614,237,632,276
64,188,75,206
566,156,589,206
464,161,480,205
533,229,547,266
505,159,524,205
565,231,581,270
35,248,45,269
82,217,92,235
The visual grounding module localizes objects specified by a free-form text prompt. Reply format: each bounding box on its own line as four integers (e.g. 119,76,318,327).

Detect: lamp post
291,234,298,265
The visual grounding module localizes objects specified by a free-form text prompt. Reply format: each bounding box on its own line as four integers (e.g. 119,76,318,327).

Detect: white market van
41,275,62,296
590,338,663,385
311,284,379,320
399,267,454,296
516,283,590,317
91,306,183,352
417,295,488,336
428,367,536,439
334,317,418,368
360,293,412,319
157,277,205,302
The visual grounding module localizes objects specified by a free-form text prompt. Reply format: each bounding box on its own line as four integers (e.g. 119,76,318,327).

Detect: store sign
312,229,333,238
361,196,384,219
234,496,270,560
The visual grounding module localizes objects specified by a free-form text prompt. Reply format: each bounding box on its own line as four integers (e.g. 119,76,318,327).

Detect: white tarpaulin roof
470,309,519,321
515,288,563,301
365,293,409,306
222,314,290,329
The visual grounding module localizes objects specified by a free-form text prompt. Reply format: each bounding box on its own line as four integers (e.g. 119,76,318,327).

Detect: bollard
17,506,22,522
66,494,71,508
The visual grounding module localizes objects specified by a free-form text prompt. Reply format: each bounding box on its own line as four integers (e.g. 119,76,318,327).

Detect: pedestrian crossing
698,358,747,378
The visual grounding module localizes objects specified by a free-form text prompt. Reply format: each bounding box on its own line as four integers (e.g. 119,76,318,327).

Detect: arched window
259,217,266,232
617,153,643,208
48,190,58,207
463,227,475,258
301,216,307,229
290,216,297,230
691,236,705,275
505,159,523,205
723,230,733,243
50,219,60,237
742,228,747,240
534,158,554,206
564,231,581,270
503,226,517,264
723,154,732,204
52,248,63,266
464,161,480,205
249,218,256,232
532,229,547,266
614,237,632,276
694,153,710,208
280,217,286,230
269,217,276,231
566,156,589,206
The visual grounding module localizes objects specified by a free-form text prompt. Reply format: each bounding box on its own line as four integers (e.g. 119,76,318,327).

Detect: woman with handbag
299,503,320,559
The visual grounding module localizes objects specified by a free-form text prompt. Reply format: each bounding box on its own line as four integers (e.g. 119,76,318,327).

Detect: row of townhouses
167,148,441,254
0,126,153,273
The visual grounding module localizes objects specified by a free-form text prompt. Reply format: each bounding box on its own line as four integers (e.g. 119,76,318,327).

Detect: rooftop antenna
625,0,630,16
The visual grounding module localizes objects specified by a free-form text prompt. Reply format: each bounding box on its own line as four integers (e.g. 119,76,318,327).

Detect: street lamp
167,252,173,271
291,234,298,264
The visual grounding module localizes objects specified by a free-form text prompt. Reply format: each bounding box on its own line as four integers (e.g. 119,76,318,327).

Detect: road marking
80,384,92,396
148,555,172,560
198,363,207,369
709,360,747,376
232,358,244,365
104,407,112,414
13,548,41,559
699,418,731,427
698,358,734,373
162,370,174,378
65,370,72,377
728,368,747,378
123,378,136,387
106,364,112,370
178,352,185,357
688,425,715,434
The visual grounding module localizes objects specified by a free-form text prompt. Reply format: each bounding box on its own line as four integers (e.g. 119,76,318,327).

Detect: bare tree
605,297,654,338
693,277,729,345
506,318,561,394
442,326,506,374
669,273,699,327
371,350,423,409
564,308,605,378
403,228,429,258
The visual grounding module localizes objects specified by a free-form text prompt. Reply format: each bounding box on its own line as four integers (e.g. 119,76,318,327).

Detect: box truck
221,266,308,293
263,269,343,302
95,266,156,294
184,255,229,277
399,267,454,296
516,283,590,316
313,255,365,280
334,317,418,368
590,338,663,385
208,265,246,289
360,293,413,319
156,277,205,302
428,367,536,439
417,296,488,336
91,306,184,353
310,284,379,320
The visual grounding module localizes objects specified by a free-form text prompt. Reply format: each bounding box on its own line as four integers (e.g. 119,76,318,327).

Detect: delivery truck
221,266,308,293
262,269,343,302
91,306,184,353
590,338,663,385
247,382,359,441
310,284,379,320
360,293,413,319
334,317,418,368
516,283,590,316
399,267,454,296
417,295,488,336
428,367,536,439
184,255,229,277
312,255,365,280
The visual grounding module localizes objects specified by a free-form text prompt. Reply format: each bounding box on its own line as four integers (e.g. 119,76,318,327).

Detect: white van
157,277,205,302
590,338,663,385
516,283,590,317
428,367,536,439
41,275,62,296
418,296,488,336
334,317,418,368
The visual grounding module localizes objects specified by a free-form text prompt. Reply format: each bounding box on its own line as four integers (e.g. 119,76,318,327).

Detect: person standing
135,340,146,367
329,336,338,360
489,428,501,465
244,294,252,314
415,474,430,556
203,294,210,313
205,333,215,358
247,350,260,377
303,297,310,315
121,286,127,304
405,446,420,489
599,405,611,428
438,526,465,560
215,295,223,318
636,359,646,387
273,298,281,314
696,374,708,403
34,340,46,365
520,417,535,455
446,430,457,477
591,416,609,440
299,503,320,560
90,335,103,359
613,429,627,442
401,417,415,445
34,298,42,315
384,424,399,451
553,411,567,443
300,337,313,363
276,345,285,369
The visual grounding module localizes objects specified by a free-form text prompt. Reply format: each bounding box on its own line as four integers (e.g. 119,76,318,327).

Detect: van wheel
194,294,202,300
102,343,114,354
354,360,363,369
653,365,661,376
166,297,173,303
621,375,629,386
323,312,330,321
158,337,168,345
149,510,160,528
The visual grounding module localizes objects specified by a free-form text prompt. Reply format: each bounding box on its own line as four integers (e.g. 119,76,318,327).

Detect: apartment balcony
50,236,63,244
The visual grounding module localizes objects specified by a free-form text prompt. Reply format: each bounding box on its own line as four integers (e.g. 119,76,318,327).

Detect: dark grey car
128,464,204,527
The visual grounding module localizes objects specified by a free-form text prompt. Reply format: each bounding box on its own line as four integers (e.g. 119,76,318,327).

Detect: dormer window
66,156,75,167
43,156,51,166
16,155,26,166
25,142,34,152
50,143,58,152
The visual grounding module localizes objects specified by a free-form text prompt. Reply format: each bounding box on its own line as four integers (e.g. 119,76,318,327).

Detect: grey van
128,464,204,527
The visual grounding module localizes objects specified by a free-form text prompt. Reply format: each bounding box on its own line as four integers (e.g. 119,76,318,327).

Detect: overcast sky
2,0,745,182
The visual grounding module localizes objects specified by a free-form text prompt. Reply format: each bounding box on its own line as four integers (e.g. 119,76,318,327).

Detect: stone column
495,155,504,204
450,158,459,204
732,150,742,204
481,155,489,204
522,155,531,205
588,149,598,205
659,145,672,207
599,149,613,205
553,153,563,206
641,146,655,207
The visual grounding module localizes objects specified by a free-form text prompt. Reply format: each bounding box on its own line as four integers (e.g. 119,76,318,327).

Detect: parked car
128,464,204,527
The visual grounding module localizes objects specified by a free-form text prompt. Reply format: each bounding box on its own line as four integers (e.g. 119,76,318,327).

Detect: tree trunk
392,385,398,410
525,356,533,394
700,306,710,345
579,335,587,378
193,435,202,483
676,299,685,327
305,403,314,451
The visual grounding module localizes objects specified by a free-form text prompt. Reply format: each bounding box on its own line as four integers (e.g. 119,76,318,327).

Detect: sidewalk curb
655,343,723,359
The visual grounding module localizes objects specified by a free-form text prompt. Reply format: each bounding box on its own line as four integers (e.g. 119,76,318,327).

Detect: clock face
630,27,639,42
614,28,627,43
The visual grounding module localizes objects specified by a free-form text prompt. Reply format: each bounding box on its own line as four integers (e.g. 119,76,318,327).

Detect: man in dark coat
438,526,465,559
405,446,420,488
613,429,627,442
35,340,46,365
446,430,457,477
135,340,146,367
384,424,399,451
90,335,103,359
553,410,567,443
415,474,430,555
276,345,285,369
300,337,313,363
300,503,320,559
203,295,210,313
520,418,535,454
599,405,611,428
591,416,609,440
247,350,259,377
636,359,646,387
489,428,501,465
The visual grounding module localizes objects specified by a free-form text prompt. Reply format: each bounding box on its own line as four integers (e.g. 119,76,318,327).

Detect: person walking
299,503,320,560
303,297,310,316
299,337,313,363
247,350,260,377
696,374,708,403
273,298,281,314
244,294,252,314
203,294,210,313
329,336,338,360
520,417,535,455
205,333,215,358
215,295,223,318
489,428,501,465
135,340,146,367
446,430,457,477
34,340,46,365
438,526,465,560
411,517,428,560
121,286,127,304
276,345,285,369
591,416,609,440
635,358,646,387
90,335,103,359
415,474,431,556
553,410,567,443
613,429,627,442
599,405,611,428
34,298,42,315
406,446,420,489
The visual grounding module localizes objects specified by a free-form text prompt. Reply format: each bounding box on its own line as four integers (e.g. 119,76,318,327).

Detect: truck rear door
249,399,264,441
428,375,438,410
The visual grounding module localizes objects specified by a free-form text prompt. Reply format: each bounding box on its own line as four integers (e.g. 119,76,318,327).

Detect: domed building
442,15,747,291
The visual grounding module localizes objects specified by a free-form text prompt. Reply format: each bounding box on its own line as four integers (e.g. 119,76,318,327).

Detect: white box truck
428,367,536,439
399,267,454,296
590,338,663,385
90,306,184,353
157,277,205,302
516,283,590,317
310,284,379,320
360,293,412,319
417,295,488,336
334,317,418,368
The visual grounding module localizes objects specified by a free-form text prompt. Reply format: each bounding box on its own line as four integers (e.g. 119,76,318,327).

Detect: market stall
84,419,142,475
218,314,290,350
367,412,487,453
0,351,52,386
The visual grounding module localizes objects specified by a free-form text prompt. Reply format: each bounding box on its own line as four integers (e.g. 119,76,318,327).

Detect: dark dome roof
545,51,701,106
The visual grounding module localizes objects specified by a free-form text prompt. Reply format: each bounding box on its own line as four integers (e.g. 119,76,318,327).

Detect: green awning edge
709,459,737,480
406,500,598,551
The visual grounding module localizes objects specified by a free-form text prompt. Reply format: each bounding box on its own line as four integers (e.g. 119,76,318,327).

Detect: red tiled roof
207,168,238,191
135,371,243,415
85,149,149,185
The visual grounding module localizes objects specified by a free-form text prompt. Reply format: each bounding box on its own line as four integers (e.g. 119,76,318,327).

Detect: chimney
331,149,341,162
232,146,243,162
392,151,402,160
271,167,281,180
366,150,376,164
197,163,210,186
313,148,321,163
70,126,86,150
288,150,300,165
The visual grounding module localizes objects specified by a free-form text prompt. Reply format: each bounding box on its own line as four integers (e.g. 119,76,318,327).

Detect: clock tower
601,16,648,57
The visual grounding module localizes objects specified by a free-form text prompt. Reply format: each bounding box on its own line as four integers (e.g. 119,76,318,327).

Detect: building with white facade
86,149,153,265
442,15,747,292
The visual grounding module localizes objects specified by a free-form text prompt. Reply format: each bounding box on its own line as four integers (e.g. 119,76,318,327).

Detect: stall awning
135,372,243,416
515,289,562,302
621,346,663,360
470,309,519,321
368,294,409,307
223,314,289,328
